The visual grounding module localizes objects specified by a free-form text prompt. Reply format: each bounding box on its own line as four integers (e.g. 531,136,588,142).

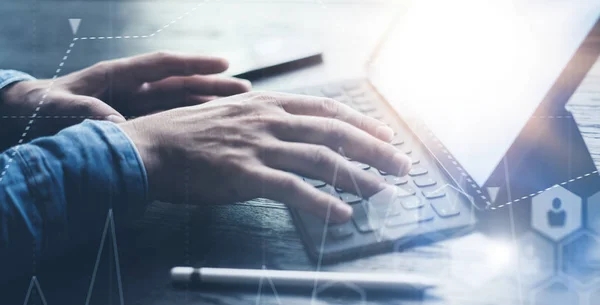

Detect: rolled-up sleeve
0,120,148,282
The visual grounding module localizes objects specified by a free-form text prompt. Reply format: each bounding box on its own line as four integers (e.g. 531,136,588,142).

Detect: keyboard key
398,196,424,209
339,192,363,204
333,96,351,105
398,185,417,196
409,167,428,177
430,198,461,218
328,223,354,239
322,86,343,97
319,185,339,197
356,104,376,113
385,175,409,185
378,168,404,177
352,203,382,232
386,205,435,227
391,138,404,146
404,147,413,154
351,161,370,170
411,158,420,165
347,88,366,97
423,189,446,199
413,176,437,188
305,178,326,188
370,198,403,217
353,97,371,105
370,112,384,120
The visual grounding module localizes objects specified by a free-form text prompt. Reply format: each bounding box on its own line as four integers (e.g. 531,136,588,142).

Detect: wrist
0,70,36,105
119,119,166,202
0,81,26,107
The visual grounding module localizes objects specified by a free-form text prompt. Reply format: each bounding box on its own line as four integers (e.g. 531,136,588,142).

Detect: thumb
68,94,127,123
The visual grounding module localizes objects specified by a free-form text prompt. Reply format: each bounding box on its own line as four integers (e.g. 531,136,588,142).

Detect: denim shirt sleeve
0,70,35,91
0,120,148,283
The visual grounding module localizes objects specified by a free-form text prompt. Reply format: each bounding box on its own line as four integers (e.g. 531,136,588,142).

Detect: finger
253,167,352,223
262,92,395,142
185,95,220,105
274,116,411,177
51,93,126,123
91,51,230,85
147,75,251,97
262,142,385,198
127,94,219,115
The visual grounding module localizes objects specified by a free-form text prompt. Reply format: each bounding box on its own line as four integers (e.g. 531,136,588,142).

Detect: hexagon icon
590,286,600,305
586,190,600,235
513,232,556,288
531,185,582,242
532,280,580,305
561,232,600,286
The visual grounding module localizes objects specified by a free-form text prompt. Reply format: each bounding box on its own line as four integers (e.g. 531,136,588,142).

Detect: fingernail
393,153,412,176
106,114,126,123
334,203,353,221
375,125,394,142
242,79,252,89
377,182,397,195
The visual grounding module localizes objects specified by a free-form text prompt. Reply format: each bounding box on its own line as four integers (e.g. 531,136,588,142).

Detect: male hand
0,51,251,149
120,92,412,222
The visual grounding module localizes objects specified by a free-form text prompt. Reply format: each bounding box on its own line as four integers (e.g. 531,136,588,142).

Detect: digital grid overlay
2,1,600,305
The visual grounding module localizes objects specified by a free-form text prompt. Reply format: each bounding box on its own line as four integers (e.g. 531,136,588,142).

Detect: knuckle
257,138,279,155
357,112,369,129
376,140,395,157
241,91,262,99
278,176,303,194
245,91,268,100
91,60,111,72
260,114,285,128
151,50,174,61
88,60,113,83
321,98,340,116
268,113,295,135
311,146,333,167
226,102,250,115
324,119,346,144
255,101,277,114
244,92,285,112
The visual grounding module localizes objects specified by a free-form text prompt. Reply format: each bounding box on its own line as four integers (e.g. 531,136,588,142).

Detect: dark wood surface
2,1,600,304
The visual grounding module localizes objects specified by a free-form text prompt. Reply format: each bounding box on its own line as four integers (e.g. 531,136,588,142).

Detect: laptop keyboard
286,79,474,261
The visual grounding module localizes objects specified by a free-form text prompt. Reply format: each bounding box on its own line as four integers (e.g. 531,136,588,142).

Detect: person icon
547,198,566,227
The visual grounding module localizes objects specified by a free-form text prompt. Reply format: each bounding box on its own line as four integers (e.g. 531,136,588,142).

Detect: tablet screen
370,0,600,186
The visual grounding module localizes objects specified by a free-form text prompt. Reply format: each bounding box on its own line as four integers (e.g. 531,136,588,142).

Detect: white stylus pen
170,267,438,290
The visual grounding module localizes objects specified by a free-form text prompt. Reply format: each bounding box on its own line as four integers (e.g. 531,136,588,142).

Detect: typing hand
0,52,250,148
120,92,412,222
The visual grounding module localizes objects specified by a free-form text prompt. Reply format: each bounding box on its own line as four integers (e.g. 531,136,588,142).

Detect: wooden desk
2,1,600,304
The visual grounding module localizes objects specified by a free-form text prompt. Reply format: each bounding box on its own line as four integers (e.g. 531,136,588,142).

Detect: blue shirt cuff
0,70,35,91
10,120,148,258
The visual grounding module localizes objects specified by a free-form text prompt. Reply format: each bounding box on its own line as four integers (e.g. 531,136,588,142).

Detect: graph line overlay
488,170,599,210
0,0,210,184
85,209,124,305
9,2,216,304
22,276,48,305
0,41,76,184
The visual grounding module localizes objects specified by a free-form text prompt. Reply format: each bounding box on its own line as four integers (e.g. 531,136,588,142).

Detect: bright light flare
485,240,515,268
372,0,600,185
